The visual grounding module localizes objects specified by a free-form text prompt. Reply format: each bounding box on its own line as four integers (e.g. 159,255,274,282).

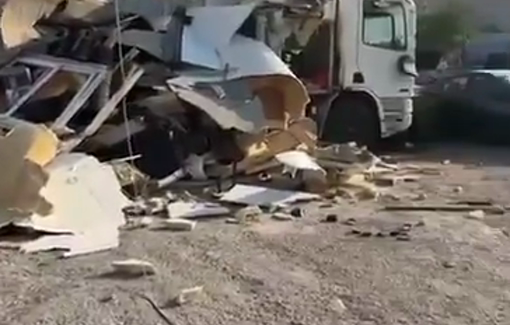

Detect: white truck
286,0,417,147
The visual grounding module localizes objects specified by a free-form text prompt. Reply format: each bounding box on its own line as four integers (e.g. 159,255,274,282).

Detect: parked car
412,69,510,144
438,33,510,70
417,34,510,86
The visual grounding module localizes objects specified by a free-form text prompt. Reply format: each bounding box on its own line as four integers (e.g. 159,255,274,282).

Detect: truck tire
321,96,380,148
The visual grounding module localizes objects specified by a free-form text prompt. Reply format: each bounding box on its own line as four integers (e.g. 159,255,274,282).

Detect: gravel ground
0,144,510,325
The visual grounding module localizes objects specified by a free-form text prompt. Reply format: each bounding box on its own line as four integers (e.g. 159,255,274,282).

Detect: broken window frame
0,54,144,152
1,54,109,126
0,66,34,104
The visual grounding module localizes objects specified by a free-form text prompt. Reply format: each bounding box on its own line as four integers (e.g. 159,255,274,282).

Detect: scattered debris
111,259,156,277
415,220,426,227
289,207,305,218
144,198,169,215
376,231,387,238
220,184,320,207
150,218,196,232
347,222,417,241
120,216,155,231
234,205,263,224
373,174,419,187
109,158,148,189
275,150,327,191
388,223,415,240
465,210,485,221
331,298,347,314
379,192,402,202
390,229,401,237
455,199,494,206
271,212,294,221
401,223,413,232
359,230,373,237
383,204,505,215
3,154,129,257
404,165,442,176
319,202,334,208
453,186,464,194
396,233,411,241
123,202,150,217
0,122,57,222
167,201,230,219
97,293,114,303
334,173,379,200
349,228,361,235
172,286,204,306
0,0,432,262
412,193,428,201
324,214,338,223
442,261,456,269
266,204,281,214
258,172,273,182
124,197,168,217
343,218,357,226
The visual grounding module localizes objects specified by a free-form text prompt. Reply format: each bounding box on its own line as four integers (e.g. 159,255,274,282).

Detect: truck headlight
398,55,417,77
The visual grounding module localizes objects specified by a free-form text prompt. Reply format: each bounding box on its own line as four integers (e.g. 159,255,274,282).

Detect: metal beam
6,66,61,115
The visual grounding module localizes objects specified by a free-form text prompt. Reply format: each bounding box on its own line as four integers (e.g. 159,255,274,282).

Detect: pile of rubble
0,0,404,257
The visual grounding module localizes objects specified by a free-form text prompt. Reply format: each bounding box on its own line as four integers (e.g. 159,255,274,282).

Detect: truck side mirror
398,55,417,77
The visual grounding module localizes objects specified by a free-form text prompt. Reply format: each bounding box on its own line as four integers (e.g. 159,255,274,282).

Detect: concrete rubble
173,286,204,306
0,0,413,257
111,258,157,276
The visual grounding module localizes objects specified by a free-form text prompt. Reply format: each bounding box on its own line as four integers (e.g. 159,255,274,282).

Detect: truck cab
288,0,417,147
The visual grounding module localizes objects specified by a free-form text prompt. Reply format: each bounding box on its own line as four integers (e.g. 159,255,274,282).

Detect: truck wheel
321,96,380,148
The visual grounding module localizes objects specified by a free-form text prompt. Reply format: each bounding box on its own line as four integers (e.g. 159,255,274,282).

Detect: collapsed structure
0,0,398,257
0,0,325,178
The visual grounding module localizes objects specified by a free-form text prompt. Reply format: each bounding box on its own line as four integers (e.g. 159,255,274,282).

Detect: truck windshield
363,2,406,50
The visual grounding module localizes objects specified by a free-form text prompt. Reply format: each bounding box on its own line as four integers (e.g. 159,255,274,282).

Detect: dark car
438,33,510,70
417,34,510,85
412,69,510,144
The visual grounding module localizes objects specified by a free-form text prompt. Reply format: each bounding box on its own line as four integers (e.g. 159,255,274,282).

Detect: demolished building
0,0,403,258
0,0,333,256
0,0,327,180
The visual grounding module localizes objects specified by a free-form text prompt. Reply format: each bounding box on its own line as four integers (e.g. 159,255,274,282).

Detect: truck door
352,0,415,98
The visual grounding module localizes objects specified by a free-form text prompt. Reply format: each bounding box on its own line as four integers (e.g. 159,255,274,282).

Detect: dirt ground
0,144,509,325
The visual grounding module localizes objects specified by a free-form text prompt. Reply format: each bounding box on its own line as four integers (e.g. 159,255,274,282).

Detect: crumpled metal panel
0,0,112,48
117,0,203,28
0,119,58,221
169,80,266,133
0,0,62,48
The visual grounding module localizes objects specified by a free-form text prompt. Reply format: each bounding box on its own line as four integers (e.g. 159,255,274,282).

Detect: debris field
0,1,508,324
1,145,509,325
